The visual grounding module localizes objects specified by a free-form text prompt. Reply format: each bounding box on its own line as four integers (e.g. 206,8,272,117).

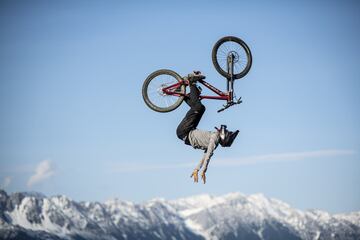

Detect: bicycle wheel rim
212,36,252,79
142,70,185,112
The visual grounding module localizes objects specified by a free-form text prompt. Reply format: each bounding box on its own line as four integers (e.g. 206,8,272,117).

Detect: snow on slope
169,192,360,240
0,190,359,240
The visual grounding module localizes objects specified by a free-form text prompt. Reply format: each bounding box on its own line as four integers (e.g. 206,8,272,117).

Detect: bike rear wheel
142,69,185,113
212,36,252,80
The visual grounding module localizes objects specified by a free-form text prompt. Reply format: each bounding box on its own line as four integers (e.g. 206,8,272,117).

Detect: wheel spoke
213,37,251,78
146,73,182,110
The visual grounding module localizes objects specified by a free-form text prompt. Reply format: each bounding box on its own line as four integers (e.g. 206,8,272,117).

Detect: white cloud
111,149,355,172
1,176,11,188
214,149,356,167
27,160,55,187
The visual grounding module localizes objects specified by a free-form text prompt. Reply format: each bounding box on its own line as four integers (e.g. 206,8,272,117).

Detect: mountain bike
142,36,252,113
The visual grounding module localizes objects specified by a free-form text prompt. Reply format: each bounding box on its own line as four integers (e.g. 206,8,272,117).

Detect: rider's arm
195,155,206,171
195,132,220,171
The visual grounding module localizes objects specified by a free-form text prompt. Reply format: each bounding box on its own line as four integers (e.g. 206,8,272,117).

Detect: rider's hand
190,169,199,183
201,169,207,184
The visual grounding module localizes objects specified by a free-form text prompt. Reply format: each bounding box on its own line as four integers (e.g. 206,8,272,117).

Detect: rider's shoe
188,71,206,85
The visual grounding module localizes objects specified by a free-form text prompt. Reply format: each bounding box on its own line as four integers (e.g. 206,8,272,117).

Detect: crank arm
217,105,230,113
217,97,242,113
217,102,235,112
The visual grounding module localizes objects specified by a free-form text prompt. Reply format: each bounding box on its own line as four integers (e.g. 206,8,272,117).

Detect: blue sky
0,0,359,214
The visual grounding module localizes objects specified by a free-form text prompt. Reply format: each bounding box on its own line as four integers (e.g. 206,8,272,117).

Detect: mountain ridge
0,189,359,240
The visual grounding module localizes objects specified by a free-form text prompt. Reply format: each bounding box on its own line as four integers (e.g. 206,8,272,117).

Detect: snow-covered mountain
0,190,359,240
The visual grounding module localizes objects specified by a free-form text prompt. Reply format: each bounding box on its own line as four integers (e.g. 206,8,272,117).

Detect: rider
176,71,239,184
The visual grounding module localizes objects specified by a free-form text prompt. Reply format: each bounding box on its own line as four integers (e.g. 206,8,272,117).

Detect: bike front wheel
212,36,252,80
142,69,186,113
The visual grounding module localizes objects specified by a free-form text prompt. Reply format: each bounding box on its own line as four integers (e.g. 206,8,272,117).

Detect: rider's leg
176,85,205,143
184,85,202,109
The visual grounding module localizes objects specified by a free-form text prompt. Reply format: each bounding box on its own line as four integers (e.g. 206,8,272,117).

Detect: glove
201,171,206,184
190,169,199,183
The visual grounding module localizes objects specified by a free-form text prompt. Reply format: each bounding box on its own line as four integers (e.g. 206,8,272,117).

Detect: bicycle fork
218,53,242,112
227,54,234,102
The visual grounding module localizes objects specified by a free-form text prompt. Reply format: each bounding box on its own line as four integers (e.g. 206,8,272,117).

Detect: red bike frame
162,79,232,102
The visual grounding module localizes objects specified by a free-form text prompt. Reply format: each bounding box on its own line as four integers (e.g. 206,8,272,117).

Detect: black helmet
217,125,239,147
